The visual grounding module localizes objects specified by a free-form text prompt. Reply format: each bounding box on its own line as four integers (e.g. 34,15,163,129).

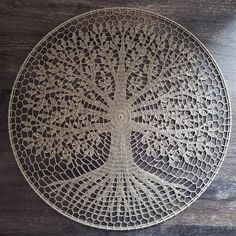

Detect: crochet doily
9,8,231,230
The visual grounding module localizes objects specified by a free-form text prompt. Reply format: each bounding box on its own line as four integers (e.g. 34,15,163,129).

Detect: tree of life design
9,8,231,230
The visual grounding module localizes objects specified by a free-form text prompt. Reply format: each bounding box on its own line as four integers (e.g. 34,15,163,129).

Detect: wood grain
0,0,236,235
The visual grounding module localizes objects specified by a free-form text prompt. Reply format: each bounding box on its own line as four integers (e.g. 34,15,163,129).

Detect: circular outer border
8,7,232,231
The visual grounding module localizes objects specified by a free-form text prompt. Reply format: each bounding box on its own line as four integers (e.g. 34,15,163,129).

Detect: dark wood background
1,0,236,235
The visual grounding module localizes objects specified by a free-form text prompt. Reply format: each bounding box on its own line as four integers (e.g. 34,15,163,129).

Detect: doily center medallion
9,8,231,230
109,101,132,128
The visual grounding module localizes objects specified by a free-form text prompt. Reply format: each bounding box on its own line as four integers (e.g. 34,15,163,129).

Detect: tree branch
127,53,198,106
130,120,207,135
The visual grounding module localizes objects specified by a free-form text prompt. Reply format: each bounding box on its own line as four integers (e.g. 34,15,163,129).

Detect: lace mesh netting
8,8,231,230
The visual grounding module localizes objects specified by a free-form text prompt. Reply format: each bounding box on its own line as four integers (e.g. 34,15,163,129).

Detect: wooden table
0,1,236,235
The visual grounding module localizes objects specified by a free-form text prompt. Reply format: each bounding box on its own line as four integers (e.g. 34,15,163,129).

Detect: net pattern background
8,8,231,230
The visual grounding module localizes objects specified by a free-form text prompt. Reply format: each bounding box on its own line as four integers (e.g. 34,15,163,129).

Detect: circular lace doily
9,8,231,230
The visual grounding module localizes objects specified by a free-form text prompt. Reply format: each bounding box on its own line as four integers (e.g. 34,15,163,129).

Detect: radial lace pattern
9,8,231,230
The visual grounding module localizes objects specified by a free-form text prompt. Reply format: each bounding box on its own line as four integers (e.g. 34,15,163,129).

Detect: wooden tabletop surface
0,1,236,235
